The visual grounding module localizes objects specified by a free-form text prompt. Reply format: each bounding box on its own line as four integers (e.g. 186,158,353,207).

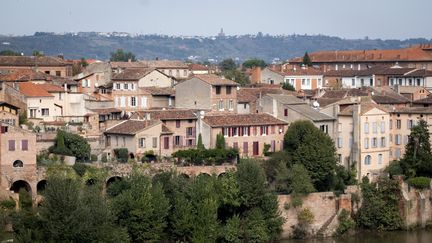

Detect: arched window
13,160,23,168
364,155,371,165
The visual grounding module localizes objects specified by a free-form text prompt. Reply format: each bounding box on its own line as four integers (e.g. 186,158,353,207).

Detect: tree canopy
219,58,237,72
0,49,21,56
242,58,267,69
302,52,312,67
110,49,137,62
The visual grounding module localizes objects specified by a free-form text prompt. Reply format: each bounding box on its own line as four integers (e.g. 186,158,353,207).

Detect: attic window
13,160,23,168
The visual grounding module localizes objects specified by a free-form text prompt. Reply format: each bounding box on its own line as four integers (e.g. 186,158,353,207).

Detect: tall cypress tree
302,52,312,67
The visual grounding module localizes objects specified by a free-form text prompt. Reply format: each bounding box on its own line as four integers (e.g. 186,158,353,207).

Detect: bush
291,196,303,208
282,82,295,91
172,148,238,165
407,177,431,189
114,148,129,163
50,130,90,162
335,209,355,236
19,189,32,210
385,161,404,177
90,154,98,162
0,199,16,209
73,163,88,177
101,153,108,163
293,208,314,239
263,143,271,156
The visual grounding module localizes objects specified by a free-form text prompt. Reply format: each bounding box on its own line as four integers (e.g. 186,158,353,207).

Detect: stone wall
399,181,432,228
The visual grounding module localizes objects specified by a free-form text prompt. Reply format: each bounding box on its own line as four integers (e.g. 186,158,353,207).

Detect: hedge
407,177,431,189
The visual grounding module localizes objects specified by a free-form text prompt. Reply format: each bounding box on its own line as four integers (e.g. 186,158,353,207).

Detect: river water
280,230,432,243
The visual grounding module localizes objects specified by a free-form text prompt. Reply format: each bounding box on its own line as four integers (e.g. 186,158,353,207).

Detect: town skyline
2,0,432,39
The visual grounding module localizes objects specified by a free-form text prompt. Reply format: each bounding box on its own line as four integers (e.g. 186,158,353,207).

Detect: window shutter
22,140,28,151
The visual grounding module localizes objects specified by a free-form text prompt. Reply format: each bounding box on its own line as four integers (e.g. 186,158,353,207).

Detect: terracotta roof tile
0,56,69,67
131,109,197,120
193,74,239,86
38,83,65,92
105,120,159,135
203,113,287,127
112,68,155,80
18,82,53,97
140,86,175,96
282,67,323,76
189,63,209,71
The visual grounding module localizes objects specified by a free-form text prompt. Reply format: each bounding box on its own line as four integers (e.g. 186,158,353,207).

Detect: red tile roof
112,68,155,80
131,109,197,120
0,56,69,67
38,83,65,92
141,87,175,96
282,67,323,76
290,45,432,63
193,74,239,86
203,113,287,127
105,120,159,135
189,63,209,71
18,82,53,97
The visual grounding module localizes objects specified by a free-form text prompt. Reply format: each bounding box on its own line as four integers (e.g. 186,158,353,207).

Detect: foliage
50,130,90,161
72,163,88,177
110,49,136,62
282,82,296,91
197,133,205,150
407,177,431,189
263,143,271,156
237,159,266,208
0,49,21,56
32,50,44,56
284,120,338,192
101,153,108,163
302,52,312,66
336,209,355,236
399,120,432,177
0,199,16,210
219,58,237,71
293,208,314,239
173,147,238,166
385,161,404,177
223,69,250,86
18,189,32,210
242,58,267,69
19,111,27,125
114,148,129,163
288,163,316,195
355,177,403,231
333,164,357,194
216,133,226,149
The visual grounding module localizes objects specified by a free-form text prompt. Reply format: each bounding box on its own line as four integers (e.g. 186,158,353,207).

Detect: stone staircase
316,211,339,238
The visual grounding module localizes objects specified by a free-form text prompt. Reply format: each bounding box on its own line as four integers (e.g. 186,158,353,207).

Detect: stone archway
10,180,32,194
106,176,122,188
179,173,190,179
13,160,24,168
197,173,211,178
37,180,47,195
218,172,227,178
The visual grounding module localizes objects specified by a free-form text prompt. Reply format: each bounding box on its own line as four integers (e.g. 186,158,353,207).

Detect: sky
1,0,432,39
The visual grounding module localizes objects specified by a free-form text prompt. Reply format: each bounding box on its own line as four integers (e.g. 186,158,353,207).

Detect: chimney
57,54,64,60
128,59,132,63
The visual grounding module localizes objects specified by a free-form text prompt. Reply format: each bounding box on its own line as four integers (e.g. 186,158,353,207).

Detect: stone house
282,67,324,90
0,102,19,126
0,56,73,77
74,62,112,95
249,67,285,85
175,74,239,113
200,113,287,157
260,93,336,138
0,122,37,196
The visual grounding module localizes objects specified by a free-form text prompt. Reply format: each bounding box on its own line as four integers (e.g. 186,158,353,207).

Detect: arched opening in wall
37,180,47,195
13,160,24,168
10,180,32,195
197,173,211,179
106,176,122,188
179,173,190,179
129,153,135,159
218,172,227,179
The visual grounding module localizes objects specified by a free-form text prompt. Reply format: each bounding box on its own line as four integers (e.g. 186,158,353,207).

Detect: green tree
110,49,137,62
282,82,295,91
237,159,266,208
51,130,71,156
0,49,21,56
288,164,315,195
242,58,267,69
197,133,205,150
216,133,226,149
223,69,250,86
399,119,432,177
19,111,27,125
284,120,338,191
302,52,312,66
32,50,44,57
223,215,242,243
219,58,237,72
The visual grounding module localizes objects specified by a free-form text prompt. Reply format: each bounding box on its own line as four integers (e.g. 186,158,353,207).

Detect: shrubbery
49,130,91,162
336,209,355,236
172,148,238,165
114,148,129,163
407,177,431,189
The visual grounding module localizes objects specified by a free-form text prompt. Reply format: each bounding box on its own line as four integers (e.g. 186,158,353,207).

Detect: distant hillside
0,32,430,63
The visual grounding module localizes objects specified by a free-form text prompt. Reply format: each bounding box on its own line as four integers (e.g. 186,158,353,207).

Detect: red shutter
271,125,275,134
239,127,243,136
22,140,28,151
8,140,15,151
228,127,232,137
222,128,225,136
243,142,248,155
260,126,263,135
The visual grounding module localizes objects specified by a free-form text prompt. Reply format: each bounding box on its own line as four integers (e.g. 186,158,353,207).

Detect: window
29,109,37,118
218,100,224,110
364,138,369,149
404,135,409,145
364,122,369,134
176,120,181,128
417,79,421,86
45,71,50,74
229,100,234,110
381,121,385,133
407,119,414,129
351,79,355,86
131,97,137,107
381,137,386,147
337,138,343,148
260,126,268,135
120,97,126,107
116,83,121,90
242,127,249,136
174,136,181,146
8,140,15,151
372,122,377,133
395,134,401,145
183,70,188,76
396,119,401,129
41,108,49,116
338,123,342,132
13,160,23,168
124,83,128,90
226,86,231,94
232,127,238,136
378,154,383,165
56,71,61,76
139,138,146,148
371,138,377,148
389,120,393,129
395,148,401,159
301,79,306,85
243,142,248,155
215,86,221,95
284,109,288,117
122,137,126,146
187,139,193,146
22,140,28,151
223,127,229,137
364,155,371,165
141,97,148,108
131,83,135,90
320,125,328,134
186,127,193,136
152,137,157,148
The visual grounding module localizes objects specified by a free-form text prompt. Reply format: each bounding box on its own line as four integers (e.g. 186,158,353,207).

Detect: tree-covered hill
0,32,430,62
